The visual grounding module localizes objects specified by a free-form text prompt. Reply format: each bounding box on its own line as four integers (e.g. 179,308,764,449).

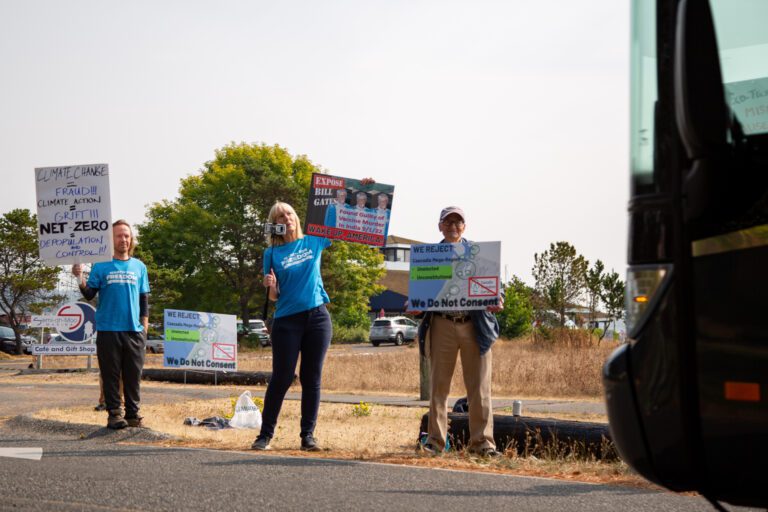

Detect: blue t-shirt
264,235,331,318
87,257,150,332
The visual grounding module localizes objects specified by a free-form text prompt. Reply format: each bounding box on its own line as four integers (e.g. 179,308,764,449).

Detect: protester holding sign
251,201,334,452
413,206,503,457
73,220,149,430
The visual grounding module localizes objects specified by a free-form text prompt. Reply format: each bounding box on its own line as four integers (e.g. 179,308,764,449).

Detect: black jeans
260,305,332,439
96,331,145,417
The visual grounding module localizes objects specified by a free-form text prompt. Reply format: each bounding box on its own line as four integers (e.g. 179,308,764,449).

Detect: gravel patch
5,414,177,443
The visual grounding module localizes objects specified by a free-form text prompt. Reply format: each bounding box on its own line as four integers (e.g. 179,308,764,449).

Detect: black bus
603,0,767,508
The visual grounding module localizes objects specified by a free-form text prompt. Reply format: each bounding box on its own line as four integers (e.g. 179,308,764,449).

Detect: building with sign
369,235,422,317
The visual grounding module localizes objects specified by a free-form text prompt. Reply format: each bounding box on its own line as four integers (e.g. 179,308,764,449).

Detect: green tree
496,276,533,339
601,270,626,341
0,209,60,353
139,142,383,330
132,245,183,332
532,241,588,328
138,143,314,324
322,241,385,328
584,259,605,338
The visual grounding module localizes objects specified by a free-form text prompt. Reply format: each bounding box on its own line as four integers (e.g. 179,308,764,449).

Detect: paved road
0,423,754,512
0,364,758,511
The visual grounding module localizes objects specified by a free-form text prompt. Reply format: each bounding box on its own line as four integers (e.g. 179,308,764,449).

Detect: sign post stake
36,327,44,369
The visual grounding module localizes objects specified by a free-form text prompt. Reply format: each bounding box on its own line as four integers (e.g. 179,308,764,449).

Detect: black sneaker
107,411,128,430
300,434,321,452
251,435,272,451
94,403,107,412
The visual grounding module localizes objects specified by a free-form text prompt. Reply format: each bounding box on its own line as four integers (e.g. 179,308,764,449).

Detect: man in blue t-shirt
73,220,150,429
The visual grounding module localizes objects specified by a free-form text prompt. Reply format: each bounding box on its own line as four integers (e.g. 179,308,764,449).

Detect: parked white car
369,316,419,346
146,334,164,353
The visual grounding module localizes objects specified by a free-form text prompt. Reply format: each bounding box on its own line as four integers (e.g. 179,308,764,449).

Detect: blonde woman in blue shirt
251,201,333,452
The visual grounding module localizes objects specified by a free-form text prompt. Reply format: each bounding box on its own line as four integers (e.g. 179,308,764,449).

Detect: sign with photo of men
305,173,395,247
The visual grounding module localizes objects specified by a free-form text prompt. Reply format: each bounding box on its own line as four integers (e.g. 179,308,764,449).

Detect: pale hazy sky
0,0,630,284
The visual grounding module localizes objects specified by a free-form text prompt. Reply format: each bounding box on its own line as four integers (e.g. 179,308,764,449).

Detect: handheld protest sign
408,241,501,311
35,164,112,265
305,173,395,247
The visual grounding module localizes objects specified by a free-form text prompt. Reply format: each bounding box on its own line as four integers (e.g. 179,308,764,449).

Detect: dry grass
220,336,615,400
31,396,651,489
33,397,424,455
13,334,615,401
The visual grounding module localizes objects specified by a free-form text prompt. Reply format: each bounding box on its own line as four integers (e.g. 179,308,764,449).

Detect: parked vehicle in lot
146,334,164,353
237,319,271,347
369,316,419,346
0,325,32,354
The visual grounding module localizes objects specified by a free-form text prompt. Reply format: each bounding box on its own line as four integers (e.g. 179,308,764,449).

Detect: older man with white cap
415,206,503,457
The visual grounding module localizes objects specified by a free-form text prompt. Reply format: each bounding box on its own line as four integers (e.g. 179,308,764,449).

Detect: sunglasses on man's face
441,220,464,227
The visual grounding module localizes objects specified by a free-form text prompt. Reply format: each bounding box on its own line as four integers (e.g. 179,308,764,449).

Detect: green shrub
239,333,267,351
497,277,534,339
332,324,369,344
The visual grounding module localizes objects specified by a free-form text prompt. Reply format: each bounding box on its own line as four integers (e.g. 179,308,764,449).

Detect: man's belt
437,312,471,323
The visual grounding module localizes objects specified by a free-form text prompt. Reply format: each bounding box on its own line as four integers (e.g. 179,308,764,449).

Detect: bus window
630,0,657,193
711,1,768,135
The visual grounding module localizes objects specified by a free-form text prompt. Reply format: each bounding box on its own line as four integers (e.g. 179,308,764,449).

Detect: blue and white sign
163,309,237,371
408,241,501,311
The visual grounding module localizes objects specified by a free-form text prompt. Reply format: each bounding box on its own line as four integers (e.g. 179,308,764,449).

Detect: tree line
497,241,625,342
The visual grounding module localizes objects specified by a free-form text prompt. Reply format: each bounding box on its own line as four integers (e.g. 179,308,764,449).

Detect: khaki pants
427,315,494,452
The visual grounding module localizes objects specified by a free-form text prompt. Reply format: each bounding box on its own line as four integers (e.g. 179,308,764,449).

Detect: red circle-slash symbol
58,305,83,331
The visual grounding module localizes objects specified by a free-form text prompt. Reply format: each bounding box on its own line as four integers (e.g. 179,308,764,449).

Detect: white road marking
0,447,43,460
